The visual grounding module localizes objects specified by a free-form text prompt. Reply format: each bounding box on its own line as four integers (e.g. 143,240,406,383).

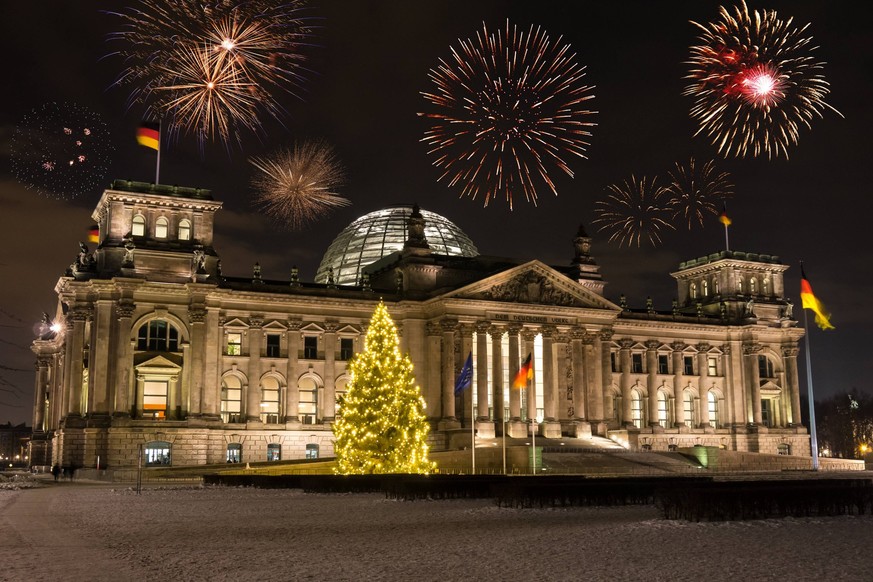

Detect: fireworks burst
107,0,314,146
666,158,733,229
685,0,840,159
420,20,596,209
249,141,349,230
593,175,675,248
10,102,114,200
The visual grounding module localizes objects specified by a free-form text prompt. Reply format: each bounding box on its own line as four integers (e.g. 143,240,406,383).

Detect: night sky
1,1,870,425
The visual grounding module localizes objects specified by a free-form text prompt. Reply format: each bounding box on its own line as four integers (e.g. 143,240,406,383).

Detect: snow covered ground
1,475,871,581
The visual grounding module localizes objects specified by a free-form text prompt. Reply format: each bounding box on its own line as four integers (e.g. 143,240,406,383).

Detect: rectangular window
708,356,718,377
299,387,317,423
658,354,669,374
143,380,168,419
758,355,773,378
261,388,280,424
610,352,618,372
683,356,694,376
304,336,318,359
226,333,242,356
266,334,281,358
340,338,354,361
683,393,694,428
632,353,643,374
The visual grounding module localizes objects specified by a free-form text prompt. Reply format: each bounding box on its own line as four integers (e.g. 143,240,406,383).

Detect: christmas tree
333,301,435,474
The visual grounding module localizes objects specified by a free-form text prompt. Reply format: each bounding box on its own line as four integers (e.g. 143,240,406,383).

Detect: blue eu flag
454,352,473,396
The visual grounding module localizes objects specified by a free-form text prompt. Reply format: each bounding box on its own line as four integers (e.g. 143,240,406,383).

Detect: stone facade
30,180,809,469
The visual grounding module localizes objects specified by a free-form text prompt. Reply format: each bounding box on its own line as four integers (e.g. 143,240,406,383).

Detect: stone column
696,343,711,428
439,319,458,427
90,300,113,414
323,321,338,422
113,301,135,416
541,325,557,422
671,342,686,428
600,329,615,423
619,339,634,427
33,356,51,431
782,345,802,426
645,340,660,428
586,332,605,423
522,328,537,422
188,307,207,416
284,319,301,422
744,343,763,425
725,340,745,426
201,308,221,419
425,322,442,420
570,328,586,420
65,308,89,417
490,325,504,422
246,317,263,422
507,324,522,420
475,322,490,419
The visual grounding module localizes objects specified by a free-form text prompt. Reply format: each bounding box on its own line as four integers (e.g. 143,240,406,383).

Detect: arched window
708,391,719,428
749,277,757,295
132,214,146,237
335,377,348,409
155,216,169,239
298,376,319,424
221,376,242,423
630,389,643,429
657,391,669,428
226,443,242,463
762,278,770,295
144,441,171,466
267,443,281,462
683,390,695,427
713,277,720,295
702,279,709,296
737,276,744,294
689,282,697,299
178,219,192,241
136,320,179,352
260,376,280,424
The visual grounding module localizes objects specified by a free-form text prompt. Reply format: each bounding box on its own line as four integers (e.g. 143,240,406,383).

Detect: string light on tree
332,302,435,475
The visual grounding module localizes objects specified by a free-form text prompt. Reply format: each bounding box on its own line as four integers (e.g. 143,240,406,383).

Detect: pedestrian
51,464,61,482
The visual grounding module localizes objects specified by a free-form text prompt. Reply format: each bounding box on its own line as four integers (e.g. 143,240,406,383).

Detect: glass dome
315,205,478,285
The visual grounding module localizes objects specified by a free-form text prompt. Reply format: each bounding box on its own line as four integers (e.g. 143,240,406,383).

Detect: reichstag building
30,180,808,468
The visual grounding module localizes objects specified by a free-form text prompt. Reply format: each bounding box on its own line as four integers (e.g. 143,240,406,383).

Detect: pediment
223,317,249,328
301,322,325,334
445,261,619,310
135,354,183,371
262,320,288,331
336,324,361,335
760,380,782,393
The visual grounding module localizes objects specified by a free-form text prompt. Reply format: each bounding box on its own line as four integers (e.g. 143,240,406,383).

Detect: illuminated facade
30,180,809,469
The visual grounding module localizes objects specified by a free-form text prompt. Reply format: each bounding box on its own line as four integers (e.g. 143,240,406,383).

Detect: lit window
762,278,770,295
266,334,281,358
221,376,242,423
737,276,744,294
136,320,179,352
702,279,708,296
335,378,348,409
298,376,318,424
632,353,643,374
749,277,757,295
683,356,694,376
305,444,319,459
267,443,281,462
658,354,669,374
708,391,719,428
690,282,697,299
260,376,280,424
657,391,669,428
708,356,718,377
226,333,242,356
226,443,242,463
304,336,318,359
777,443,791,456
155,216,169,239
340,337,354,360
144,441,171,466
178,219,192,241
143,380,168,419
132,214,146,237
713,278,720,295
631,389,643,429
683,391,695,427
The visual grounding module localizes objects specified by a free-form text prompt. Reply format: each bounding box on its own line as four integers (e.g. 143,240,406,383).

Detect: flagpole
802,307,820,471
530,415,536,475
471,409,476,475
155,120,161,185
502,416,507,475
723,222,730,252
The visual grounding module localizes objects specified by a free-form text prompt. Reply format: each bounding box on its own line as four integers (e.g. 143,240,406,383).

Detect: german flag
719,202,732,226
87,224,99,243
136,121,160,151
800,266,834,330
512,353,533,389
